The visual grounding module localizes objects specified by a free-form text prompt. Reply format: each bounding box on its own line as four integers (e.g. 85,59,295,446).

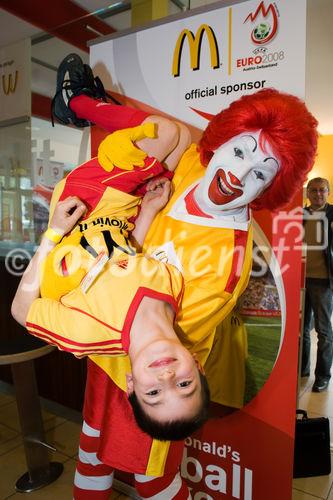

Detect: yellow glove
40,232,87,300
98,122,157,172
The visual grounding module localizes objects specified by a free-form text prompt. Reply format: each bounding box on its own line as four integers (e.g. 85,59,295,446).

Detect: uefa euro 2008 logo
244,1,279,46
253,22,272,43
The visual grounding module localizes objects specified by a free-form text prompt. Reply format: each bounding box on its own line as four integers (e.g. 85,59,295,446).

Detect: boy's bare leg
70,96,191,173
137,116,191,172
163,121,192,171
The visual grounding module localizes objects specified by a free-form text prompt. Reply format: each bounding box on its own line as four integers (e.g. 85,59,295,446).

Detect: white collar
168,181,251,231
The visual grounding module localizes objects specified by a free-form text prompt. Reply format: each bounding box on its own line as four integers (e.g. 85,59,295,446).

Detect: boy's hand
141,178,172,215
49,196,87,237
98,123,156,171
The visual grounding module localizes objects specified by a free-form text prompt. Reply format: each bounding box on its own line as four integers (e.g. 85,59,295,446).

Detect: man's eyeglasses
308,188,329,194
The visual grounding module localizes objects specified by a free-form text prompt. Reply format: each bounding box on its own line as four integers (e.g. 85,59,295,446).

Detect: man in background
302,177,333,392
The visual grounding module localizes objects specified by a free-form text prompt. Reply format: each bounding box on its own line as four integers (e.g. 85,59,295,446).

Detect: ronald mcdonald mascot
35,55,319,499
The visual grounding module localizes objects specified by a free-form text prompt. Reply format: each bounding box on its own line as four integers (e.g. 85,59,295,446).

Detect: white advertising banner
0,39,31,125
91,0,306,126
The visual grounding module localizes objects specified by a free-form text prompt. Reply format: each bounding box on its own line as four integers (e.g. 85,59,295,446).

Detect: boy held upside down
11,125,209,442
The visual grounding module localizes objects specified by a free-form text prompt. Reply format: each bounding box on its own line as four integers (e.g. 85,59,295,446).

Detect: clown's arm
11,197,86,326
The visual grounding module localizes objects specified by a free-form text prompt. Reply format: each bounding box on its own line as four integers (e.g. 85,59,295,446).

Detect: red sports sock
73,421,114,500
70,95,149,133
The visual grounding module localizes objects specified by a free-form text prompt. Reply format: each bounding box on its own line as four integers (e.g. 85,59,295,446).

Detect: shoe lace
93,76,121,105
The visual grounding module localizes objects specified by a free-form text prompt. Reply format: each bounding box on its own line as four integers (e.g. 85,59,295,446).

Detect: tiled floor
0,330,332,500
0,384,133,500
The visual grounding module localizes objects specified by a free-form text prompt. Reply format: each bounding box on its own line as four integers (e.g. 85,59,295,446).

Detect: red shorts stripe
135,473,175,496
135,472,190,499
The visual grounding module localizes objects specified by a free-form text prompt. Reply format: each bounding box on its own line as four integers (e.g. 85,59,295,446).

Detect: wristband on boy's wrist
44,227,63,244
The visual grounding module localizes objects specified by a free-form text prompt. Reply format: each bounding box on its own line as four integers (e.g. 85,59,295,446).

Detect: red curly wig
198,89,318,211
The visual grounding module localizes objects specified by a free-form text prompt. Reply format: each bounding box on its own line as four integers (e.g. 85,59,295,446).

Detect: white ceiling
0,9,41,47
0,0,332,134
306,0,333,135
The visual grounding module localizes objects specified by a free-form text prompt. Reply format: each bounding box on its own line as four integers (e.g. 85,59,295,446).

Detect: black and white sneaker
82,64,120,106
51,54,89,127
51,53,119,127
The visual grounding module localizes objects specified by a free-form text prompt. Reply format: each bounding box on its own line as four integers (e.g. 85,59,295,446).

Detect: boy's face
199,130,279,211
127,340,203,422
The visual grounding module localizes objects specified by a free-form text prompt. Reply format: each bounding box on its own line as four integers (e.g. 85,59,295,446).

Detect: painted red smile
208,169,243,205
149,357,176,368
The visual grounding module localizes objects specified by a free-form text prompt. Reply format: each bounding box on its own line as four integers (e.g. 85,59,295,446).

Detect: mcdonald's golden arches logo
172,24,220,77
2,71,18,95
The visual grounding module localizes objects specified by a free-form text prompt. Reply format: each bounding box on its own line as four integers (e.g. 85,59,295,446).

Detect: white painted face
196,131,280,213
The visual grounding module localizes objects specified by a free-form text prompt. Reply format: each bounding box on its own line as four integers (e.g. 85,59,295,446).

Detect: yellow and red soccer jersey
58,155,167,215
45,155,171,276
41,154,172,298
27,254,183,357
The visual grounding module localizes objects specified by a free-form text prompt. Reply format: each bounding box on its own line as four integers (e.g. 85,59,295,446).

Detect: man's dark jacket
304,203,333,289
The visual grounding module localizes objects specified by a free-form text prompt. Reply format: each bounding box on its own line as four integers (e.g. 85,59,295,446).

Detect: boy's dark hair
128,372,210,441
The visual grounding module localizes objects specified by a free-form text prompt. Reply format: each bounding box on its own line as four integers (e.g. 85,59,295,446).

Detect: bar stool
0,336,63,492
